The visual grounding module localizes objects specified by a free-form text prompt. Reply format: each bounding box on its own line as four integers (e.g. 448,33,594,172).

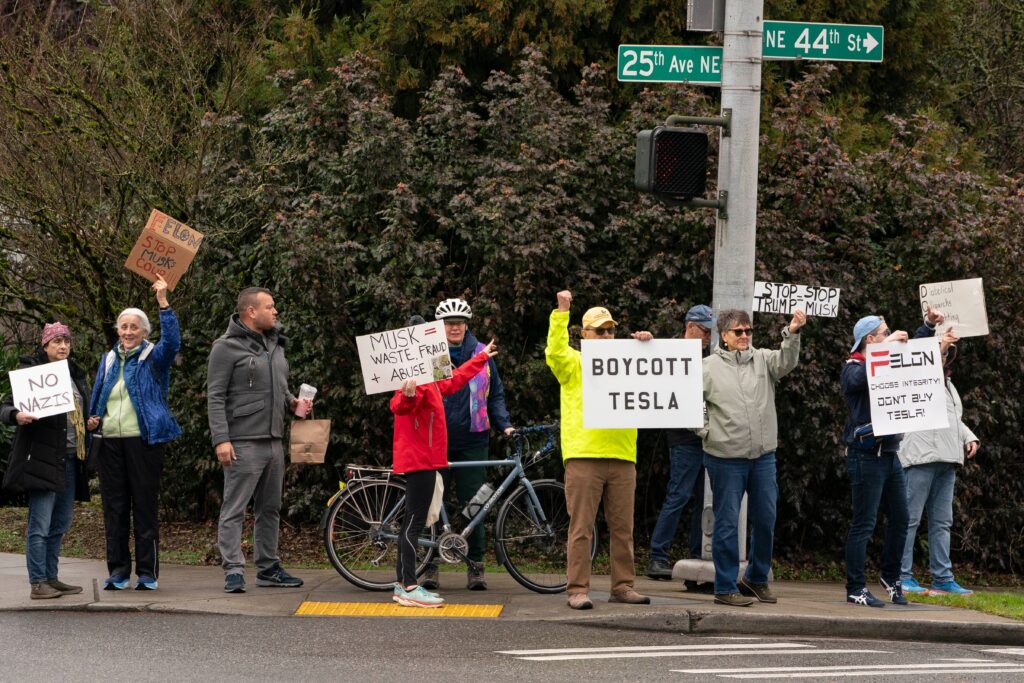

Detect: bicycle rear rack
343,463,397,484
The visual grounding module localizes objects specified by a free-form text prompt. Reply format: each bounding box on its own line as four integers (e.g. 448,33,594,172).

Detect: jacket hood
713,344,755,365
224,313,287,347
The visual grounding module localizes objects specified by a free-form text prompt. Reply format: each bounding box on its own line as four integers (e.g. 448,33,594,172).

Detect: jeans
26,453,76,584
704,451,778,595
901,462,956,583
844,448,908,593
649,442,705,562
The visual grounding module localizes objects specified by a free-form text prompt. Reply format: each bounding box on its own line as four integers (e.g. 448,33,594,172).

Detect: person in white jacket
898,327,979,595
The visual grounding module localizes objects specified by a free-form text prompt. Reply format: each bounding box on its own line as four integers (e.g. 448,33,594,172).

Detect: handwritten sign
753,281,840,317
866,338,948,437
581,339,703,429
356,321,452,395
8,359,75,419
918,278,989,338
124,209,205,291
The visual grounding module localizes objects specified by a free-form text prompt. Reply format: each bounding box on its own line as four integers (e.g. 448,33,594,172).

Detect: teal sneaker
135,576,158,591
901,577,926,593
393,585,445,608
394,583,439,599
103,574,130,591
930,580,974,595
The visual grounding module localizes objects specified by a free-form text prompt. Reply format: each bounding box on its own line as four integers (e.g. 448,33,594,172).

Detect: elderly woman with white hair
88,275,181,591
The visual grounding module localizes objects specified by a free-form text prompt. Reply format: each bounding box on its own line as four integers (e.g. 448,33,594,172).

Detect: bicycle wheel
324,479,436,591
494,479,595,594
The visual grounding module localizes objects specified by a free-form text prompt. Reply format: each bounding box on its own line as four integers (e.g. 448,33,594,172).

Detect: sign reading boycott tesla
124,209,205,291
918,277,989,338
753,281,840,317
356,321,452,395
8,359,75,419
866,338,947,437
581,339,703,429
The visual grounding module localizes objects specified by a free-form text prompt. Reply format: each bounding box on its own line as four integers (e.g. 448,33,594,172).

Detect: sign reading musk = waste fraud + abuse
356,320,453,395
866,337,948,437
582,339,703,429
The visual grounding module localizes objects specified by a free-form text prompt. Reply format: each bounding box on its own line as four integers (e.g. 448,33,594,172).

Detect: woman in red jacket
389,329,495,608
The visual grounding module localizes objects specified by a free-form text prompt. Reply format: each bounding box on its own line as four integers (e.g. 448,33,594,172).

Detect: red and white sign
866,337,948,437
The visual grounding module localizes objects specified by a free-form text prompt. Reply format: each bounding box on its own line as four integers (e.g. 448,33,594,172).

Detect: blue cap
851,315,884,353
685,304,713,325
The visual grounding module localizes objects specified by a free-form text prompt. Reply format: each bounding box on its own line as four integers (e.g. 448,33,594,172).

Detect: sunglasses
873,328,891,338
586,327,615,337
728,328,754,337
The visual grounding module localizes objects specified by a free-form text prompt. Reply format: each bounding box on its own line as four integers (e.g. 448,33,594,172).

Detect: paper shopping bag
289,419,331,464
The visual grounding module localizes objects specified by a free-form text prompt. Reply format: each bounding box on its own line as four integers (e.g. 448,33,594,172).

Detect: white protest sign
356,321,452,395
752,281,840,317
581,339,703,429
866,337,948,437
918,277,989,338
8,359,76,419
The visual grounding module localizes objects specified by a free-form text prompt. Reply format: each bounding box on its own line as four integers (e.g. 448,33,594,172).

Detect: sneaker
901,577,926,594
930,580,974,596
738,576,778,603
103,574,130,591
224,574,246,593
46,579,83,595
255,566,303,588
393,585,444,608
609,589,651,604
684,580,714,594
714,592,754,607
467,564,487,591
567,593,593,610
30,582,62,600
420,564,440,590
646,559,673,580
880,577,908,605
135,576,158,591
847,587,886,608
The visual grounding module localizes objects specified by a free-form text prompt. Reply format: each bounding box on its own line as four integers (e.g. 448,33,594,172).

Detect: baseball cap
582,306,616,329
851,315,884,353
685,304,713,326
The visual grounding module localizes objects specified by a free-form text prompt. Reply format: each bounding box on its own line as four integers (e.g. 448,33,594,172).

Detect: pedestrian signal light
634,126,709,201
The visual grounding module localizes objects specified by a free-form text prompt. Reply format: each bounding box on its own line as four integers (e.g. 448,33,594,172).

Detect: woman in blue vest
421,298,514,590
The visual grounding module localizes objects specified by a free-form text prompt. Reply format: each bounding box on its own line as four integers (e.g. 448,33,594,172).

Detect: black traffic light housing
635,126,708,201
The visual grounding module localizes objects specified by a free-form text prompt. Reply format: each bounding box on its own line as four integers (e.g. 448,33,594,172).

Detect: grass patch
908,590,1024,622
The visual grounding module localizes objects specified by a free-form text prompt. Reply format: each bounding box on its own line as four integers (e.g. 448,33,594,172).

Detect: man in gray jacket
898,327,979,596
208,287,307,593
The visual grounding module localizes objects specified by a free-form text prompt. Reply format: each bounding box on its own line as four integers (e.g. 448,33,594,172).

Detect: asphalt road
3,612,1024,682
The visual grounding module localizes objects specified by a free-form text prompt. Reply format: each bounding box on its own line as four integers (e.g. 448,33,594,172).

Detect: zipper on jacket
248,357,255,388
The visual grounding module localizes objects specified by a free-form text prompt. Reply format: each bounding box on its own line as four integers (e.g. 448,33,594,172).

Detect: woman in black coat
1,323,93,600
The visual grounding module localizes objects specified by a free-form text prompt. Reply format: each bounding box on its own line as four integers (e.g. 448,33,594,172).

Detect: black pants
396,469,435,587
99,437,165,579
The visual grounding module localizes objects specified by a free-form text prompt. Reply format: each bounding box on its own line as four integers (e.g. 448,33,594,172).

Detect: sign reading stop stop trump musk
866,337,948,437
356,321,452,395
582,339,703,429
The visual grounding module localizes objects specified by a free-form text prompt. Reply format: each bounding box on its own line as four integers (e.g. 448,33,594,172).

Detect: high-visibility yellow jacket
545,309,637,463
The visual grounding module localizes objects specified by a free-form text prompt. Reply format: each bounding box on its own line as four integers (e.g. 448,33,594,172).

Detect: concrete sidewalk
1,553,1021,645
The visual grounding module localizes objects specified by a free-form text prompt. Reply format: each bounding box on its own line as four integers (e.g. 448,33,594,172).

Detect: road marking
295,601,502,618
510,649,883,662
716,669,1024,679
674,662,1024,678
983,648,1024,656
497,643,816,655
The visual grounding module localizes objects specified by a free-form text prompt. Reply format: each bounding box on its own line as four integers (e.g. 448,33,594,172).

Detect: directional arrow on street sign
762,20,884,63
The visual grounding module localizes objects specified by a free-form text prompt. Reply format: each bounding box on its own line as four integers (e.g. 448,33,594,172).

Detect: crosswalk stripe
515,649,882,662
983,648,1024,656
674,662,1021,675
497,643,815,655
716,668,1024,679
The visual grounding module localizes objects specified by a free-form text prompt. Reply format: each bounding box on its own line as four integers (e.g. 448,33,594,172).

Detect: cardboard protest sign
8,359,75,419
753,281,840,317
124,209,204,291
866,337,948,437
918,277,989,338
581,339,703,429
356,321,452,395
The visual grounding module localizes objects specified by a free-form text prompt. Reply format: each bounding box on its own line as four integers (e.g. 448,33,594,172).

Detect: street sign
762,20,883,62
617,45,722,85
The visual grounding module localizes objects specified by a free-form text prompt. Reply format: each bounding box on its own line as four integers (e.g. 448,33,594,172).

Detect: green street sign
617,45,722,85
762,20,883,63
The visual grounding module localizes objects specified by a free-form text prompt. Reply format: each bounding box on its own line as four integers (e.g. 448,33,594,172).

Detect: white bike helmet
435,298,472,320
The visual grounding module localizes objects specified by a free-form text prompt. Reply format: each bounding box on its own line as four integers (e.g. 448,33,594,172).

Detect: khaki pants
564,457,637,596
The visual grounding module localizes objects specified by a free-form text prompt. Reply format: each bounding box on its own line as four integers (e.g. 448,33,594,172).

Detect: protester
546,289,653,610
390,315,496,608
700,308,805,607
899,326,979,595
1,323,94,599
89,275,181,591
841,307,942,607
208,287,310,594
647,304,713,591
419,298,514,592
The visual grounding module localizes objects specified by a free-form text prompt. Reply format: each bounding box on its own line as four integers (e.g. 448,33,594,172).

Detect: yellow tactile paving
294,601,503,618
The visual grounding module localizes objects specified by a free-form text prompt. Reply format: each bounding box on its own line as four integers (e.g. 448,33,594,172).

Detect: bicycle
321,423,596,594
